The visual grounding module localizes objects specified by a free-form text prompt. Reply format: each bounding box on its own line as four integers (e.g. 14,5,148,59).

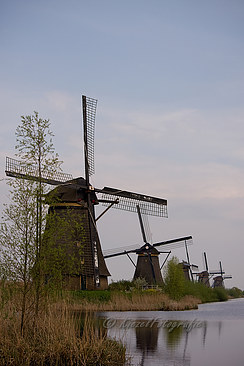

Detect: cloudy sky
1,0,244,288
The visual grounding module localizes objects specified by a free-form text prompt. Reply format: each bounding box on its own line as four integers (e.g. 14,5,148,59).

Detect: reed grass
0,295,127,366
66,291,200,312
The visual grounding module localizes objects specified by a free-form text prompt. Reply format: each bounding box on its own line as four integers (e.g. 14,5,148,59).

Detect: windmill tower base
44,186,110,291
213,276,224,288
62,275,109,290
198,271,210,287
178,261,191,281
133,245,164,285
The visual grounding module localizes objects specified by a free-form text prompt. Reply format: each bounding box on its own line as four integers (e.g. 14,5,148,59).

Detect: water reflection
135,322,159,366
97,299,244,366
164,321,183,348
135,322,158,351
135,319,191,366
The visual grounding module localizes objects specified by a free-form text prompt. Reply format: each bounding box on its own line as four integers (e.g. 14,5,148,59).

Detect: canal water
97,298,244,366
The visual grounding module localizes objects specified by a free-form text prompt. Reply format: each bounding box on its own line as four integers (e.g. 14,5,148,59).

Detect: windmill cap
135,243,160,255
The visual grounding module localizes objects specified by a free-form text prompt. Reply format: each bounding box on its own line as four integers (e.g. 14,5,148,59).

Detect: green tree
0,178,37,334
0,112,63,333
163,256,186,300
42,206,85,289
15,112,62,315
16,112,62,314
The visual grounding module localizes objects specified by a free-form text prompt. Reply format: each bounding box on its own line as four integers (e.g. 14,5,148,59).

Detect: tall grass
0,288,127,366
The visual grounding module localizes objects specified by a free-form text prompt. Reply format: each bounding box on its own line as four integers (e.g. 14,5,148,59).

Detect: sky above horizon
1,0,244,288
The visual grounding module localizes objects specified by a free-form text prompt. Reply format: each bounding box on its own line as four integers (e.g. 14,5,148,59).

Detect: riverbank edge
65,287,244,313
64,291,201,312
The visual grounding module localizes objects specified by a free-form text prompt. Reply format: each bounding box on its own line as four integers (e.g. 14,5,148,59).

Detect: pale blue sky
1,0,244,287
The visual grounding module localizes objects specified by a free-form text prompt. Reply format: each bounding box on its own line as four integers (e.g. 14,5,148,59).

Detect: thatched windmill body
5,96,168,290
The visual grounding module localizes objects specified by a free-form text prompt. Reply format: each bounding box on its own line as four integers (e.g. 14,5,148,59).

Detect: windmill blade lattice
97,187,168,217
136,205,153,244
142,213,153,243
82,95,97,178
5,156,73,185
152,236,193,249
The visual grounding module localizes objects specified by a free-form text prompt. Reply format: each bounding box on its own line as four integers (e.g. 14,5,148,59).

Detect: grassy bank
62,277,234,312
68,290,199,311
66,286,231,313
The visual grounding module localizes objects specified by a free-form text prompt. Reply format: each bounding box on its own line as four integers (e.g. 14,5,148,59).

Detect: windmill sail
104,236,193,258
137,205,148,244
103,202,193,286
82,95,97,181
97,186,168,217
5,156,73,185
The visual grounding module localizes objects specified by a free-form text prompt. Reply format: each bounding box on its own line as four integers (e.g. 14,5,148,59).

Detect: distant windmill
104,205,193,285
213,261,232,288
197,252,210,287
197,252,232,288
178,239,198,282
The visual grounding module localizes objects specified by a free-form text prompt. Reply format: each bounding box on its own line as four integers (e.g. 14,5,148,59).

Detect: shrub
132,277,148,289
213,287,228,302
108,279,134,292
163,257,185,300
226,287,243,298
70,290,111,303
183,281,215,303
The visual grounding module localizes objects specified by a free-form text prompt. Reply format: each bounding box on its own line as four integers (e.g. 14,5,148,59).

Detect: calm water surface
97,298,244,366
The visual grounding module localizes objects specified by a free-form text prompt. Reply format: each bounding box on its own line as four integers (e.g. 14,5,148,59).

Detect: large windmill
104,205,193,285
5,95,168,290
